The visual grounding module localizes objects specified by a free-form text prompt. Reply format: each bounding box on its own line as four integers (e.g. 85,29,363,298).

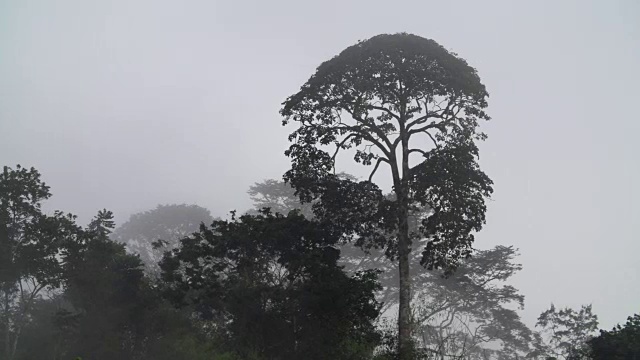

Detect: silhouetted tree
0,165,81,360
0,168,223,360
280,32,493,358
160,210,382,359
45,210,223,360
588,313,640,360
60,210,151,359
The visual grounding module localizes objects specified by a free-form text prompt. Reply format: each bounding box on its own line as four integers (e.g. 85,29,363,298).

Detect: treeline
0,165,219,360
1,166,637,359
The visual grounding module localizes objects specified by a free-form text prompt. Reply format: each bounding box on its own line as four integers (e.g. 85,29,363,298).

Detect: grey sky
1,0,638,330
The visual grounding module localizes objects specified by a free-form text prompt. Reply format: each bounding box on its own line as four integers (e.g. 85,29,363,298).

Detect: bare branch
408,149,429,158
406,112,445,130
440,308,458,329
424,131,439,149
364,104,401,122
334,124,393,160
408,121,446,135
457,313,475,337
368,157,390,182
342,108,395,154
331,133,358,161
406,95,462,131
415,298,452,324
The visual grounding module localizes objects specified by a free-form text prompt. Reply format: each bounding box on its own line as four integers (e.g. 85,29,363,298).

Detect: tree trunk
9,323,20,360
397,101,413,359
4,289,11,360
397,197,412,359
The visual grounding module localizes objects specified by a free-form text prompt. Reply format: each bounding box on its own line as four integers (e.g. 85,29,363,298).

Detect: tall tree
280,32,492,357
111,204,214,275
0,165,80,360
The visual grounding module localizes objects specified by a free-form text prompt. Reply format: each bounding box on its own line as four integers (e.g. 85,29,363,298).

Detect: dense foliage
160,210,382,359
247,178,538,358
588,314,640,359
1,156,638,359
1,166,224,360
1,165,79,360
1,165,385,359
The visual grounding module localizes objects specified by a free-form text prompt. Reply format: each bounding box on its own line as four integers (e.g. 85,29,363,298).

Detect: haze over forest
1,1,638,358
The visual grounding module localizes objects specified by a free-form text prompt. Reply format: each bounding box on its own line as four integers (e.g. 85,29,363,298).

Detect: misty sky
1,0,638,330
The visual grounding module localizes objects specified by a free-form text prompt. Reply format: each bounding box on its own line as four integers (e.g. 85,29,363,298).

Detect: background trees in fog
111,204,214,275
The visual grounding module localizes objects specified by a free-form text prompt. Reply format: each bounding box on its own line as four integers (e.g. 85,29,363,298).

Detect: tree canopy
160,209,382,359
111,204,214,274
588,314,640,360
1,166,231,360
0,165,81,360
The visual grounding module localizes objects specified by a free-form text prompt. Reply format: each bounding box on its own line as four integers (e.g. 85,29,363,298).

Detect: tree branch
334,125,392,160
331,133,358,161
424,131,440,149
406,112,445,130
342,109,395,155
368,157,390,182
408,149,429,158
406,95,465,133
409,96,458,128
365,104,401,122
408,121,446,136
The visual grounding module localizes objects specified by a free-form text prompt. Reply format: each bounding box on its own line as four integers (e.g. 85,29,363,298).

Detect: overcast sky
1,0,638,330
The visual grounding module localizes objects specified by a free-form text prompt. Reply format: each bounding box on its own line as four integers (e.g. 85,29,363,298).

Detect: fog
1,0,638,337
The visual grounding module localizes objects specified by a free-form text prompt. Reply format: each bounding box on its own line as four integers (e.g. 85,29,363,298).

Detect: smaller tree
10,209,226,360
60,209,151,360
0,165,81,360
160,210,382,359
588,313,640,360
533,304,599,360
